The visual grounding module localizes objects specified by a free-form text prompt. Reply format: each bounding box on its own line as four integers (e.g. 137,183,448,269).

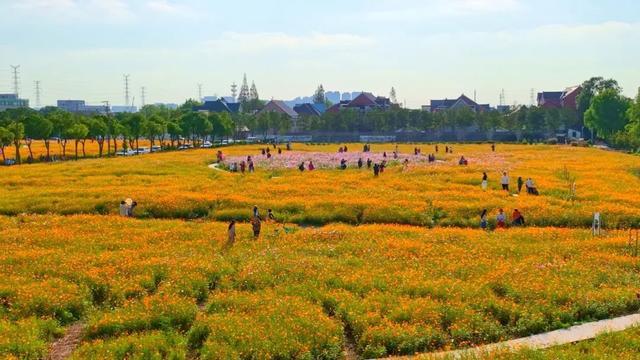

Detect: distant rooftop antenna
124,74,131,107
34,81,41,108
499,89,505,107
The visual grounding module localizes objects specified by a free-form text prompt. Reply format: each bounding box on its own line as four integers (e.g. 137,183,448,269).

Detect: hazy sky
1,0,639,108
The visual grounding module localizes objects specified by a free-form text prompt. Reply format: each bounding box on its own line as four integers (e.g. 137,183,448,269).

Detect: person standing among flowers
501,172,510,192
251,215,261,239
517,176,524,194
480,209,488,230
496,209,506,228
308,161,315,171
512,209,525,226
482,172,488,191
227,220,236,245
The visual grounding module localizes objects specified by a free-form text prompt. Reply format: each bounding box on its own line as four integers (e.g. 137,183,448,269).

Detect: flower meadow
1,143,640,359
1,144,640,228
1,215,640,359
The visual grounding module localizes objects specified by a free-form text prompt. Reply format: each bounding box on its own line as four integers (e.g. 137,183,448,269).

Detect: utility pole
141,86,146,107
124,74,131,107
198,83,203,102
499,89,505,107
10,65,20,96
34,81,41,108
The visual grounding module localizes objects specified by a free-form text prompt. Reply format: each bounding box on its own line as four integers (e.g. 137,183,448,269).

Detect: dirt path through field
383,313,640,359
47,323,85,360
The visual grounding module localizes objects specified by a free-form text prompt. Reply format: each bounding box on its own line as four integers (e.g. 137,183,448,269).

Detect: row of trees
0,102,234,164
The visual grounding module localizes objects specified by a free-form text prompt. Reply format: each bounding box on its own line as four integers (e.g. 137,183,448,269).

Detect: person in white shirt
500,172,510,191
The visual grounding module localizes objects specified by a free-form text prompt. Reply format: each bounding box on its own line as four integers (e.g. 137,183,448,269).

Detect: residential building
258,100,299,131
0,94,29,111
195,98,241,113
427,94,490,113
537,86,582,109
293,103,322,117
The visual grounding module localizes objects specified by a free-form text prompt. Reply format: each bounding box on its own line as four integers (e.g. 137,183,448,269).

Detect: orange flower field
1,143,640,359
1,144,639,228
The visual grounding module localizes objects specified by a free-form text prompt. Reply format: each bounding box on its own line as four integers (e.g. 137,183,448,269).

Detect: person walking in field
482,172,488,191
501,172,510,192
435,145,439,153
491,143,496,152
227,220,236,245
367,158,372,169
248,160,255,173
373,163,380,177
358,158,363,169
517,176,524,194
496,209,506,228
480,209,488,230
299,162,305,172
240,161,246,173
253,206,260,219
251,216,261,239
308,161,315,171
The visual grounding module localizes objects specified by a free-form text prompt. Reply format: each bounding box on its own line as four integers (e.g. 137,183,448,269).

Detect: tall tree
584,88,631,140
576,77,621,120
88,116,108,157
390,87,398,104
313,84,326,104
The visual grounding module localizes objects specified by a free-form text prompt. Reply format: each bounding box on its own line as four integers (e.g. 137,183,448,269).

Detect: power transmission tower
197,83,203,101
141,86,146,107
499,89,505,106
124,74,131,107
34,81,41,108
10,65,20,96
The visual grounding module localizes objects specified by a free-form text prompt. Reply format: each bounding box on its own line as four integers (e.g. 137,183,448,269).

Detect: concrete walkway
384,313,640,359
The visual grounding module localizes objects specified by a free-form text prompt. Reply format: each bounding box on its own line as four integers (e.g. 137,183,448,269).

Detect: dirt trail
47,323,85,360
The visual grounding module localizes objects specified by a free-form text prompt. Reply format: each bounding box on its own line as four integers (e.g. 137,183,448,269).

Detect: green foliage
584,88,631,139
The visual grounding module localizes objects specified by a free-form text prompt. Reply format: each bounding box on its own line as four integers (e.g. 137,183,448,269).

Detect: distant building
111,105,138,113
537,86,582,110
153,103,178,110
57,100,108,115
325,91,341,104
426,94,490,113
0,94,29,111
195,98,241,113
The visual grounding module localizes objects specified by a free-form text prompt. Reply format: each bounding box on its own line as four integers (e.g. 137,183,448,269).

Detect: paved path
382,313,640,359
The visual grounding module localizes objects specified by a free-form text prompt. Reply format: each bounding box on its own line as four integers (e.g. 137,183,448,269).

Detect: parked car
151,146,162,152
177,144,193,150
136,147,150,154
116,150,136,156
201,141,213,148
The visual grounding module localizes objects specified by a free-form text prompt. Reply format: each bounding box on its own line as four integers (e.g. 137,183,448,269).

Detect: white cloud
205,32,375,54
365,0,521,21
146,0,196,17
11,0,134,22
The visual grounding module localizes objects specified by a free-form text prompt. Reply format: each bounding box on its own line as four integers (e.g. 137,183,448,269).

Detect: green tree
577,77,621,121
0,127,14,164
145,114,166,151
25,113,53,161
123,113,147,153
7,121,25,164
584,88,631,140
88,115,108,157
624,88,640,147
167,121,182,148
313,84,326,104
66,122,89,160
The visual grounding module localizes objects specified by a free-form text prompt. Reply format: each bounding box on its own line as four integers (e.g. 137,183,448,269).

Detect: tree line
1,76,639,165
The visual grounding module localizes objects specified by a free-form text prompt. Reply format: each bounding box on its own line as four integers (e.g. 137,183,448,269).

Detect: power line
10,65,20,96
35,81,41,108
124,74,130,106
